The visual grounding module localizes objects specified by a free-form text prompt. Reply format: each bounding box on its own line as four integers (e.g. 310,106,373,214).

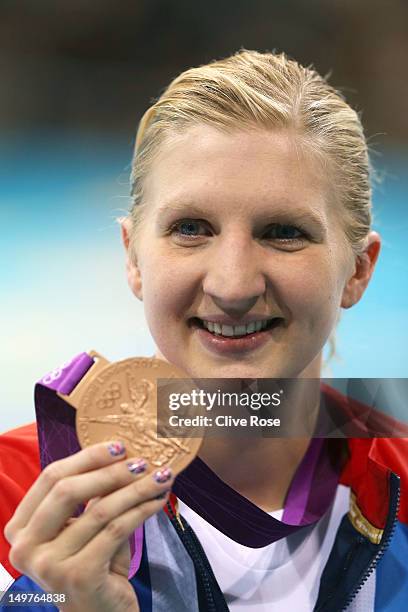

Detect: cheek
141,250,198,329
275,251,344,331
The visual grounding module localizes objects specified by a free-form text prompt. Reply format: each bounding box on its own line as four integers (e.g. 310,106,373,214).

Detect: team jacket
1,392,408,611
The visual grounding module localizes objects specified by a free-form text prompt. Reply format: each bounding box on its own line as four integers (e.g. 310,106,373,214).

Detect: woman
1,50,408,612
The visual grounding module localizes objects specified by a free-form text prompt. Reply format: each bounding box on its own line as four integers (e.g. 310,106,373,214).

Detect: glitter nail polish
127,458,148,475
108,441,126,456
153,467,172,483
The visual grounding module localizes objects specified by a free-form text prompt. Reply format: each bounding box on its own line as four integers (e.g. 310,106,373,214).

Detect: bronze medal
58,351,203,476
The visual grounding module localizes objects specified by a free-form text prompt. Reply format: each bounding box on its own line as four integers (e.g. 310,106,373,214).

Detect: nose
202,233,267,312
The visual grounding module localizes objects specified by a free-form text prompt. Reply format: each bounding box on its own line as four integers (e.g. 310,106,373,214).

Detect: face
123,125,379,379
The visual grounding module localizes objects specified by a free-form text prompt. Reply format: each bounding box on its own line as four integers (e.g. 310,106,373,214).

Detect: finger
85,497,101,510
63,497,100,526
65,496,101,527
66,513,133,577
51,467,174,558
19,456,149,545
70,492,171,574
4,440,127,544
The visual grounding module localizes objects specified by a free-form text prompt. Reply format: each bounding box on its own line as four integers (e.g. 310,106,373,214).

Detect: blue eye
178,220,201,235
265,224,304,240
170,219,209,238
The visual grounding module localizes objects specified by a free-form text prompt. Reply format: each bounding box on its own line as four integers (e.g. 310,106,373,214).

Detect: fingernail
108,441,126,456
127,458,148,475
153,467,172,483
155,488,171,500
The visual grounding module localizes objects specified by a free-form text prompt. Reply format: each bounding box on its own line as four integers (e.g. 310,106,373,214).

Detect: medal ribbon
173,435,340,547
34,352,144,579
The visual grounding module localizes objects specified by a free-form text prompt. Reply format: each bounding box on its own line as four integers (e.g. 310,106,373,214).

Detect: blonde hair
129,49,373,257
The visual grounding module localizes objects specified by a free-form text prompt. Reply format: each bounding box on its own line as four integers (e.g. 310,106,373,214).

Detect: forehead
143,124,332,218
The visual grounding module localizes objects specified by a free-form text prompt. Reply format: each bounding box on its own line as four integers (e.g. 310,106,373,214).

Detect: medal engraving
76,356,202,474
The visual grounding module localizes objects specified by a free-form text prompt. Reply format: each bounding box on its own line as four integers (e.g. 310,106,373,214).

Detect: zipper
166,500,229,612
341,471,401,611
173,496,185,531
182,515,230,609
166,501,216,610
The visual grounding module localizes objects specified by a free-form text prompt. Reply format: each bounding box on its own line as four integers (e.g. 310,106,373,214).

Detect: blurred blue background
1,1,407,431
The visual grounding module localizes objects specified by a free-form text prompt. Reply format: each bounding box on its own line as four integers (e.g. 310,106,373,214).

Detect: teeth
214,323,222,334
201,319,273,337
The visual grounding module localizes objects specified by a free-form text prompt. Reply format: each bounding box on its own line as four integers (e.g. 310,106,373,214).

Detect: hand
4,441,174,612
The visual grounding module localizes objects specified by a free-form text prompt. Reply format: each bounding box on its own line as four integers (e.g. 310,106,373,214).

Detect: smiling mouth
190,317,284,338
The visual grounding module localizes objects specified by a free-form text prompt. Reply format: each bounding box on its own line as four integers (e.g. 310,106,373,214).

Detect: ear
341,231,381,309
120,216,143,301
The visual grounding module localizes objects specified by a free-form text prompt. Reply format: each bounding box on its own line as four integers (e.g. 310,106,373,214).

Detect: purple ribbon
34,352,143,579
173,436,340,548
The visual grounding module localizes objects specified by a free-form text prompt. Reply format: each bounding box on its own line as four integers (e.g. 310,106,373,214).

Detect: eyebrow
157,202,211,218
156,200,328,234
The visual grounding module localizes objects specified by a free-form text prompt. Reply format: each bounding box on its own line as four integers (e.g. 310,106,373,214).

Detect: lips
190,317,284,356
191,317,282,338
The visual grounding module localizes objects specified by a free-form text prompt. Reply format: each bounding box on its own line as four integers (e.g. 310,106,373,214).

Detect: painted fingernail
108,441,126,456
127,458,148,475
153,467,172,483
155,488,171,500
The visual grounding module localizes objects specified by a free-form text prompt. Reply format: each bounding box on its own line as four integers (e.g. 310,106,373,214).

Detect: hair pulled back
130,49,373,257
